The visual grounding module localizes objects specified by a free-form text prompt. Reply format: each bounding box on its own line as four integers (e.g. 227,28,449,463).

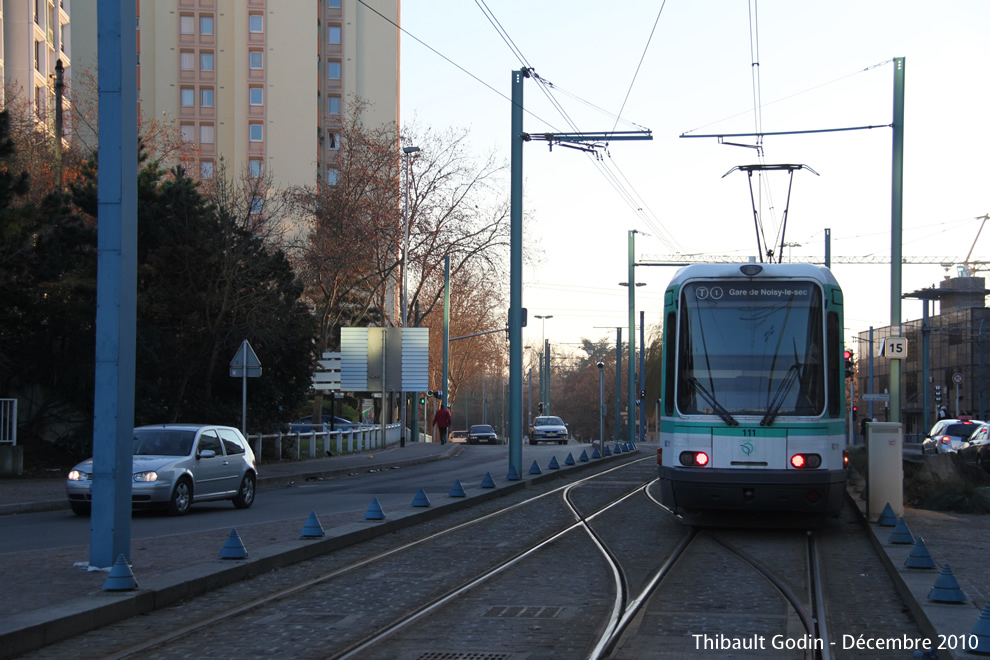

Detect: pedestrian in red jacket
433,405,451,445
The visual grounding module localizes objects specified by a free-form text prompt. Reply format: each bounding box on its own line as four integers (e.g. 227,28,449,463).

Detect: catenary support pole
628,230,636,445
508,70,526,478
890,57,905,425
615,328,622,443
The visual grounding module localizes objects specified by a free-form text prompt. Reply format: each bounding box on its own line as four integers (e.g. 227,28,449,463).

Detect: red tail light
790,453,822,469
940,436,951,445
656,448,663,465
678,451,710,467
842,450,849,469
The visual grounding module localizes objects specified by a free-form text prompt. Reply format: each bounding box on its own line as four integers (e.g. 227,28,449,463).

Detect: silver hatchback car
66,424,258,516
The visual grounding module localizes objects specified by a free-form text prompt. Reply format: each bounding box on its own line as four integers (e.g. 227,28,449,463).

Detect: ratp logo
740,442,754,455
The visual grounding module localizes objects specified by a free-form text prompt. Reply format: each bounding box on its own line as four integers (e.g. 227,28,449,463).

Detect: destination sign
688,281,816,303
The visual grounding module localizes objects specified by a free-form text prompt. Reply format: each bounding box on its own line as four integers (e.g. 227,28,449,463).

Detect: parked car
957,423,990,470
287,416,360,433
467,424,499,445
529,416,569,445
66,424,258,517
449,430,469,444
922,419,983,455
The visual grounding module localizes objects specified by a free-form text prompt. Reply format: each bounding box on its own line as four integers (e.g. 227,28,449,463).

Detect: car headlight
133,471,159,483
67,470,89,481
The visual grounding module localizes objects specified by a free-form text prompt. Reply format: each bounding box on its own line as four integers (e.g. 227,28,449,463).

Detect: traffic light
852,405,858,421
538,402,544,414
419,395,426,405
843,350,854,379
934,385,942,404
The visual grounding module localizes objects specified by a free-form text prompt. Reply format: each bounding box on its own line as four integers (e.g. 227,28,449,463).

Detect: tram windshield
677,280,825,419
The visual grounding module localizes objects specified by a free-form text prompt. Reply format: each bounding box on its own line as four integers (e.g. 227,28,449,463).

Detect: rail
246,423,404,463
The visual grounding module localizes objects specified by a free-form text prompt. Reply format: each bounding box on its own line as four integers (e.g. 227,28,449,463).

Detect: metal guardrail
248,423,403,462
0,399,15,446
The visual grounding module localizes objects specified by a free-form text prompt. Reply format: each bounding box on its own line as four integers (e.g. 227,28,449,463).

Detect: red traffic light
843,350,853,359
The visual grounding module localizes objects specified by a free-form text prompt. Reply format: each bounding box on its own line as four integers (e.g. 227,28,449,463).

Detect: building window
35,86,44,118
326,168,339,185
328,0,341,7
201,161,214,179
327,61,341,80
249,87,263,105
249,50,263,69
180,123,195,142
180,87,195,107
249,159,263,178
250,196,263,214
200,124,215,144
200,52,214,72
180,50,195,71
180,14,194,34
328,96,340,115
200,87,214,107
326,132,339,150
327,26,341,44
249,14,263,33
200,15,214,36
249,123,263,142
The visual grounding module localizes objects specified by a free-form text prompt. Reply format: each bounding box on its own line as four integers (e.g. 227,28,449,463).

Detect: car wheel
70,502,91,517
232,473,256,509
167,478,193,516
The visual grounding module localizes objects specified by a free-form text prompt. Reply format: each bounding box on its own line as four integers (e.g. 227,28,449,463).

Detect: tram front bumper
658,465,847,514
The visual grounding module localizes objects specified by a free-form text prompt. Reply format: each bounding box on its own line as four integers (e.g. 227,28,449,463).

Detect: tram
656,261,848,518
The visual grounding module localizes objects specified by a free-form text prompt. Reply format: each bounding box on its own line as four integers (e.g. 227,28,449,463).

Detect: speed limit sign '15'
880,337,907,359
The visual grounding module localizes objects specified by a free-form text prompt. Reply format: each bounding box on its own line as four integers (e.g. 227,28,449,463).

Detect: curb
0,448,639,659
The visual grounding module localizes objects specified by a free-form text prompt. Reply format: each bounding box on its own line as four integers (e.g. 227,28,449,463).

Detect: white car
529,416,569,445
66,424,258,516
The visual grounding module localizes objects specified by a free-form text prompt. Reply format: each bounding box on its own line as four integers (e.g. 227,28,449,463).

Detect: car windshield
535,417,564,426
944,423,977,438
677,279,825,417
470,425,494,434
133,429,196,456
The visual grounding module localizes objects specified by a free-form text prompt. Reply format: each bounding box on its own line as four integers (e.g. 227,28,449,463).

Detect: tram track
91,455,657,660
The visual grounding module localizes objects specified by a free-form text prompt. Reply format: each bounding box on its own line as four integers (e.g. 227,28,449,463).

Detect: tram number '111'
742,429,757,437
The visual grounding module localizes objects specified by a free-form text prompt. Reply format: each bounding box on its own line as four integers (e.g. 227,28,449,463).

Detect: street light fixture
400,145,419,448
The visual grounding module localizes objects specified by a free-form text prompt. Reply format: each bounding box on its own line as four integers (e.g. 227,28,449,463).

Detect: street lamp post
534,315,553,411
619,278,645,446
597,359,605,445
400,145,419,448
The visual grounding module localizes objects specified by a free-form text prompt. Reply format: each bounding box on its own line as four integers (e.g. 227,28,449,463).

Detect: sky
398,1,990,357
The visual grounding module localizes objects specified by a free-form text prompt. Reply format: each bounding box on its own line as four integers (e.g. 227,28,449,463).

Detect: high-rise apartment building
1,0,72,123
69,0,399,191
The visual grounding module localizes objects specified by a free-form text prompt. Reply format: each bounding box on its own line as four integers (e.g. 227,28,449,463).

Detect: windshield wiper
761,363,801,427
687,377,739,427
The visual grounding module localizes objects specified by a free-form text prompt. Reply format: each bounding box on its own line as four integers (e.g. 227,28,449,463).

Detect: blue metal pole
91,0,138,570
508,70,526,478
639,310,646,444
890,57,905,425
627,231,636,445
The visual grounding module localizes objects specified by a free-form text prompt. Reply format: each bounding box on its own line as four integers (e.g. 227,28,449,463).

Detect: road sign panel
861,393,891,401
879,337,907,359
953,372,964,384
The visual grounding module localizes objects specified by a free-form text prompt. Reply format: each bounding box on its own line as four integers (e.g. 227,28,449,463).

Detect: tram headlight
790,453,822,469
679,451,709,467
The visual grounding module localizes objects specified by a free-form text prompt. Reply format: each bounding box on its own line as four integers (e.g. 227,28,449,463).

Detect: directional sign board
879,337,907,359
230,339,262,377
861,393,891,402
313,352,341,391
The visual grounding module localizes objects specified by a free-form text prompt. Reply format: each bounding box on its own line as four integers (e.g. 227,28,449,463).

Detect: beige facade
1,0,72,124
68,0,398,192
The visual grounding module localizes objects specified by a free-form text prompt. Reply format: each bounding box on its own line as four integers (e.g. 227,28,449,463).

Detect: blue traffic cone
888,517,914,544
877,502,897,526
506,466,521,481
579,450,590,462
219,528,249,559
102,554,139,591
928,564,968,603
603,445,612,457
364,497,386,520
904,537,937,569
449,479,466,497
969,603,990,654
300,511,325,538
564,453,575,465
548,456,560,470
614,443,622,453
529,460,542,475
480,472,496,488
411,487,431,507
592,447,602,459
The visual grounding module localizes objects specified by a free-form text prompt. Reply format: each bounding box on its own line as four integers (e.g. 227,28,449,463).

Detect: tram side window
827,310,840,417
664,311,676,416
